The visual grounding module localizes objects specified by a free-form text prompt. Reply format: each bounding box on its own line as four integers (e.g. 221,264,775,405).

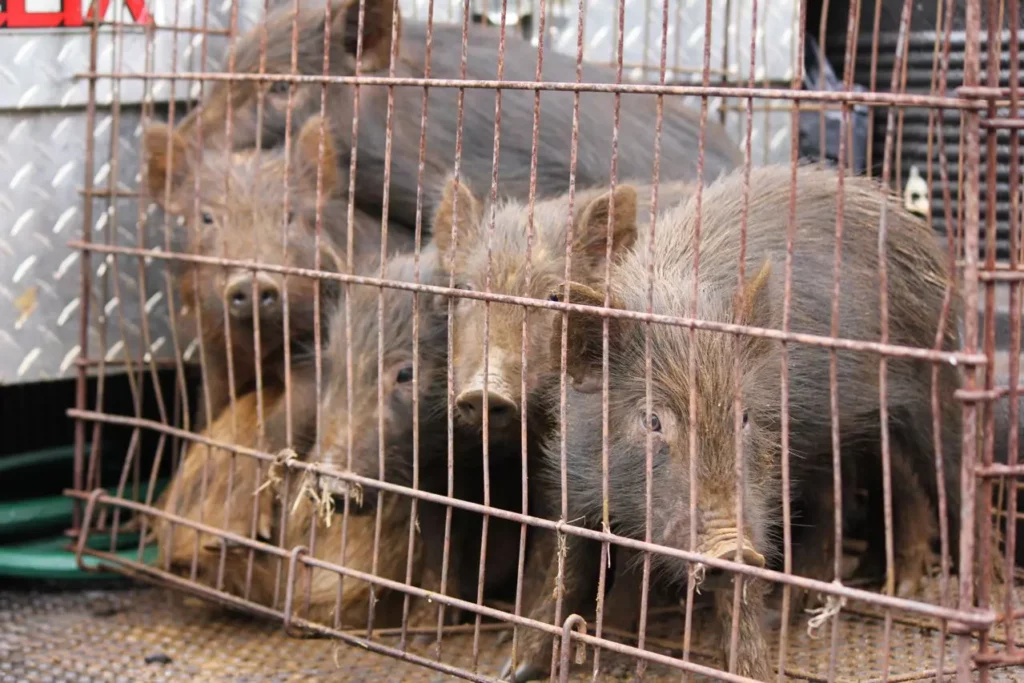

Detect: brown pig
505,164,964,681
313,246,532,626
153,371,317,590
153,371,418,629
430,176,696,444
143,114,414,423
176,0,741,231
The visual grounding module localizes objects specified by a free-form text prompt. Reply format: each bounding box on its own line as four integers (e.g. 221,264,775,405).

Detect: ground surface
1,577,1022,682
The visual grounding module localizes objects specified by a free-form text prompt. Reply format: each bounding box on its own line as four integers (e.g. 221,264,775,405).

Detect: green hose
0,445,167,579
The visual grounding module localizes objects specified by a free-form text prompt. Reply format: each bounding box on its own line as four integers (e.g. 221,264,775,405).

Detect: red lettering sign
0,0,151,28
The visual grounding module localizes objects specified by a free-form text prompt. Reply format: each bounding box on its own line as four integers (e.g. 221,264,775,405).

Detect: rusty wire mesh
62,0,1023,681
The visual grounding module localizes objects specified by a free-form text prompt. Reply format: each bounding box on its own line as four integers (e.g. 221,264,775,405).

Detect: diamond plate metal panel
0,108,185,384
1,0,798,385
0,0,267,111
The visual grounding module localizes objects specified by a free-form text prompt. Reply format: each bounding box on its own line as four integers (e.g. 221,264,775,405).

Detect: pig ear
142,123,191,209
336,0,400,72
296,116,341,196
549,282,623,394
572,185,639,271
431,175,481,269
316,237,347,303
737,258,774,348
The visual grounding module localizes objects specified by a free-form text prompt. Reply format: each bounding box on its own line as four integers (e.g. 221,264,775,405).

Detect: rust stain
14,285,38,328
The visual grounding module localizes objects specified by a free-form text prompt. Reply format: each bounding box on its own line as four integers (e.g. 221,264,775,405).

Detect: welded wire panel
63,0,1024,681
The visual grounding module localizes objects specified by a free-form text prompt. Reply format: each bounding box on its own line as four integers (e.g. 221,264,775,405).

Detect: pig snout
695,515,766,584
224,270,281,320
454,346,522,431
455,376,519,432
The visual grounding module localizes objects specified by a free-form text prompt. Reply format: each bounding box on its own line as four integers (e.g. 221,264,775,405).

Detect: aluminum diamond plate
1,0,797,385
0,0,266,111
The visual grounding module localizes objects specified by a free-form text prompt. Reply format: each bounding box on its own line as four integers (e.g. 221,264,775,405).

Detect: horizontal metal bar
976,463,1024,477
980,118,1024,130
71,71,987,109
68,241,989,366
63,411,999,631
959,86,1023,98
68,545,501,682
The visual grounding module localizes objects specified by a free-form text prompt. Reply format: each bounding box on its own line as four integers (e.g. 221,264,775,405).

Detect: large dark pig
177,0,741,231
143,114,413,422
314,246,530,626
505,164,964,681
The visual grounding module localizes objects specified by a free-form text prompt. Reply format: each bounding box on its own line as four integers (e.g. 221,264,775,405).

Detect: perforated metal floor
1,581,1022,682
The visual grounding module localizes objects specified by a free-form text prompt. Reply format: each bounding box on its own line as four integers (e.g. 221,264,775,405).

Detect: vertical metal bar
680,0,715,676
957,0,984,677
509,0,547,669
874,1,917,679
474,0,511,668
727,0,758,672
776,0,808,675
633,0,668,677
591,0,625,677
975,2,1003,676
1001,0,1021,656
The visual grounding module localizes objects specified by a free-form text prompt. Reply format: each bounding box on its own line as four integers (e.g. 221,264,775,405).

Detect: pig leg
787,481,837,619
495,527,556,647
890,445,938,598
713,578,773,681
408,502,464,635
597,547,645,634
500,532,601,683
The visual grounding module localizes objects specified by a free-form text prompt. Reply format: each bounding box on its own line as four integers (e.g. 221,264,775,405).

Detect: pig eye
395,365,414,384
643,412,662,433
201,211,214,225
268,80,290,96
742,410,749,427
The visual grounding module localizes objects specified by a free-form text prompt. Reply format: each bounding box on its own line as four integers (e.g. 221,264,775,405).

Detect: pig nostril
259,289,278,308
456,398,481,422
490,402,513,419
230,290,247,307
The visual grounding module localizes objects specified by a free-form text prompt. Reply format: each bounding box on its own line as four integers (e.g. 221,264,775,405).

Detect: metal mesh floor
2,580,1022,682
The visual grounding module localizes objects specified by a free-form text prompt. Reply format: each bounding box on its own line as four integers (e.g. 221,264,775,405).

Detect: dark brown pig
430,176,696,444
314,246,530,626
143,114,414,422
505,164,964,681
177,0,741,231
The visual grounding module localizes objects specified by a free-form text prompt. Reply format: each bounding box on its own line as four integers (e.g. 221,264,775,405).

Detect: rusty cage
32,0,1024,679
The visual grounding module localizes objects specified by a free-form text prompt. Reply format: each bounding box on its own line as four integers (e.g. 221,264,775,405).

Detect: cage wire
55,0,1024,680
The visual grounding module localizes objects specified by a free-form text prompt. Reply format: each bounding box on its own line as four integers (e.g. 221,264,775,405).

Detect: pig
313,246,532,626
503,164,964,681
176,0,742,232
153,374,419,629
143,114,415,425
430,176,696,445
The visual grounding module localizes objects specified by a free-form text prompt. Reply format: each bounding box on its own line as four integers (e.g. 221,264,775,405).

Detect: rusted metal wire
72,70,991,108
68,242,989,367
66,1,1023,681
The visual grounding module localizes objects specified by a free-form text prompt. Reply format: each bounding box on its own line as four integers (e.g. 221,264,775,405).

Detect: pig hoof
896,578,922,598
894,547,935,597
499,658,546,682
